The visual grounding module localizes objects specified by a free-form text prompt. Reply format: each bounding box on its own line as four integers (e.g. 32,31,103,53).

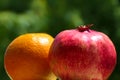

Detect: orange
4,33,57,80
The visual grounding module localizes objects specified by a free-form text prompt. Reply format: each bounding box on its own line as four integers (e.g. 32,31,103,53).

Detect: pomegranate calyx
77,24,93,32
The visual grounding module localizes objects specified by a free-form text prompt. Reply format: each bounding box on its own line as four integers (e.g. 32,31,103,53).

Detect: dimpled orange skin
4,33,57,80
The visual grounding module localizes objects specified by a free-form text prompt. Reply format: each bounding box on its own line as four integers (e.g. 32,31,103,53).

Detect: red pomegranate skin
49,26,116,80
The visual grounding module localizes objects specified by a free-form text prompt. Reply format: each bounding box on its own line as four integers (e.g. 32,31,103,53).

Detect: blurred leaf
65,10,84,27
0,0,9,10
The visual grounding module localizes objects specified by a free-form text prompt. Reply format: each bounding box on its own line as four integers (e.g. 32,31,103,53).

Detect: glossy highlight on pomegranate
49,24,117,80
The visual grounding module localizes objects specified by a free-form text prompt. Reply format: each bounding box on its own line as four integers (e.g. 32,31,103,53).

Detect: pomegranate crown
77,24,93,32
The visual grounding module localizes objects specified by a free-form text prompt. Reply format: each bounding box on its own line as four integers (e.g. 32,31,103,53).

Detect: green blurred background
0,0,119,80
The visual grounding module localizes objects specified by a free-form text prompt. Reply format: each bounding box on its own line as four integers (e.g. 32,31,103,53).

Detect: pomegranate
49,25,116,80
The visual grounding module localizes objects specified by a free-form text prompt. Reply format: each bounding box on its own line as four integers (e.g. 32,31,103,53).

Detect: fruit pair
4,25,117,80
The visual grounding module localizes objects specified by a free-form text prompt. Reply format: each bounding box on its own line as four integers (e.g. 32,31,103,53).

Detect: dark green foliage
0,0,120,80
